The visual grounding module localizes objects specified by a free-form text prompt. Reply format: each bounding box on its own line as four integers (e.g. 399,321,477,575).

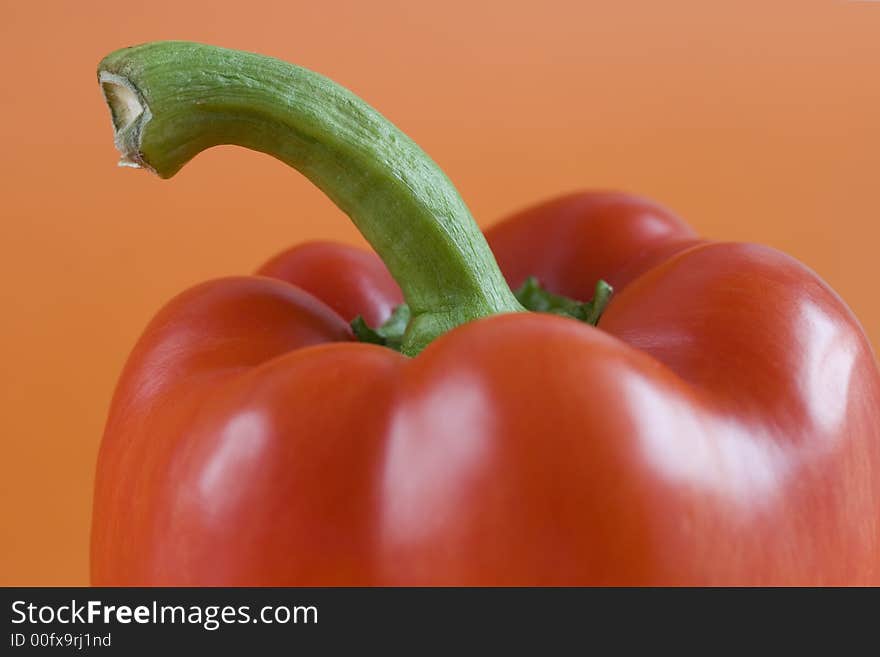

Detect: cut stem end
98,71,152,171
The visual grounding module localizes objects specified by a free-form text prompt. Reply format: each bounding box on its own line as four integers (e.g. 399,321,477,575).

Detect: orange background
1,0,878,585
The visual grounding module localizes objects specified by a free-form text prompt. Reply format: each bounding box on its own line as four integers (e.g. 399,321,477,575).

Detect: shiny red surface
91,192,880,585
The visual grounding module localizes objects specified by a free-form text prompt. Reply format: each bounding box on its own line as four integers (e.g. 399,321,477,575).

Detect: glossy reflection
381,376,493,547
197,409,269,524
626,373,791,503
797,301,858,438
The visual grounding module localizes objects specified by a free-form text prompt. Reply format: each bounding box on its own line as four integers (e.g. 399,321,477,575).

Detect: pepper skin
91,43,880,585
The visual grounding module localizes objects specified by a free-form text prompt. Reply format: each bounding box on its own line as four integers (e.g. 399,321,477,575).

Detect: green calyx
353,277,613,350
351,304,412,351
514,277,613,326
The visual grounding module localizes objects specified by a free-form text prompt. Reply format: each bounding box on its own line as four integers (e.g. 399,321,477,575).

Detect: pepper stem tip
98,71,152,171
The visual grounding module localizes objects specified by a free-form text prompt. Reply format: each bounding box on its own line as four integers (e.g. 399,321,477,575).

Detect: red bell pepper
92,41,880,585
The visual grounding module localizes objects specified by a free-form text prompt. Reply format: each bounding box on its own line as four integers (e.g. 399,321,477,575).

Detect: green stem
97,41,524,356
